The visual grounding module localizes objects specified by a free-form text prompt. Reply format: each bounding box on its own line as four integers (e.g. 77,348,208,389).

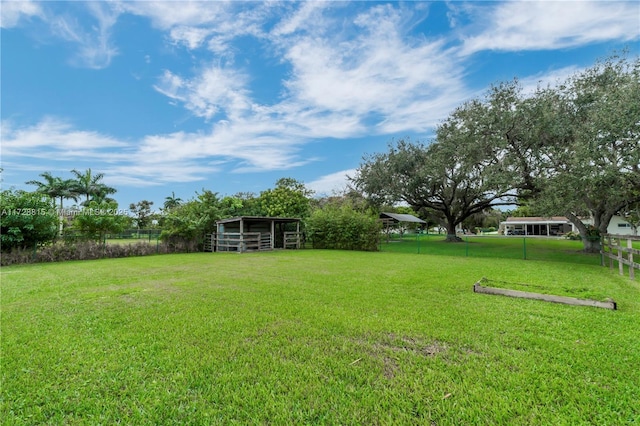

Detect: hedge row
0,239,199,266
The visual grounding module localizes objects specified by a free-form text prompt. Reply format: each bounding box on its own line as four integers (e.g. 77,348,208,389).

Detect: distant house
501,216,575,236
500,215,635,236
582,215,636,236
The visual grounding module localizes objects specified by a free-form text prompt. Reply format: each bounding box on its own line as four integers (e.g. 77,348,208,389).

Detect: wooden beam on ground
473,281,616,310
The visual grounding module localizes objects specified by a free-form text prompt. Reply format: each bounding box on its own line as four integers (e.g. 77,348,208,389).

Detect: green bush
564,231,582,240
0,240,195,266
306,205,381,251
0,190,58,252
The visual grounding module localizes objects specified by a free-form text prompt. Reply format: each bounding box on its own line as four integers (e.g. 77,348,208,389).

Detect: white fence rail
601,234,640,280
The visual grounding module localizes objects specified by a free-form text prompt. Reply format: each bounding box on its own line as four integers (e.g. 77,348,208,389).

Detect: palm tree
163,191,183,211
26,172,78,211
71,168,116,206
91,185,117,204
26,172,79,235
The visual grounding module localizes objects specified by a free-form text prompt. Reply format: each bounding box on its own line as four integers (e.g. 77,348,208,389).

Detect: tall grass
2,250,639,424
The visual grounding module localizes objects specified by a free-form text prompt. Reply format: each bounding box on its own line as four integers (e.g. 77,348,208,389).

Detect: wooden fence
215,232,264,252
601,234,640,280
284,232,301,249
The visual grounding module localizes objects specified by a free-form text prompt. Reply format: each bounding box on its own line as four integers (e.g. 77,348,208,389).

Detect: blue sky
2,1,639,210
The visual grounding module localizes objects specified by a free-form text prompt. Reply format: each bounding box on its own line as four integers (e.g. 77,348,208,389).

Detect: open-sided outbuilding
379,212,426,241
206,216,302,253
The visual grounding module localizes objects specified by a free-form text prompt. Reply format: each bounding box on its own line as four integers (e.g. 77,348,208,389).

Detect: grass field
2,247,639,424
105,238,158,245
381,234,601,264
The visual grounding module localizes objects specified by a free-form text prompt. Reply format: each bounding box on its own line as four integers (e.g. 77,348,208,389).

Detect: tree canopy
0,190,58,251
531,54,640,250
353,53,640,248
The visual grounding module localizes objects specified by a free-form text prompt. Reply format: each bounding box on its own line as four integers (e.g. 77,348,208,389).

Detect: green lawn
105,237,158,245
2,249,639,424
381,234,601,264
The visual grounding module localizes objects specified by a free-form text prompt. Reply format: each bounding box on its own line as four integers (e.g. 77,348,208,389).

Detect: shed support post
271,220,275,250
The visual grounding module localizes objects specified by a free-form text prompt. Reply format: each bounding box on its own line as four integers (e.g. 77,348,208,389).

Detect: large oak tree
532,54,640,251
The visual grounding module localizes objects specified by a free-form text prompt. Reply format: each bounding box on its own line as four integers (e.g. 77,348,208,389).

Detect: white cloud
459,1,640,55
1,118,128,158
307,169,357,196
2,116,315,188
0,0,42,28
139,2,468,182
270,1,332,37
121,1,272,54
154,66,252,121
43,2,120,69
276,4,465,134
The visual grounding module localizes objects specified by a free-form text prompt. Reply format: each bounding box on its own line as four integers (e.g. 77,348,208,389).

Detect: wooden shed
206,216,302,253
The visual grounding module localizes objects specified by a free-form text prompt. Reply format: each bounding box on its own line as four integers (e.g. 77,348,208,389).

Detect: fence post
609,235,614,270
523,236,527,260
628,238,635,280
618,239,624,276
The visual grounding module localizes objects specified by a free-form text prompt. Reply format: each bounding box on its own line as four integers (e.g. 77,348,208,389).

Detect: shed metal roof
380,212,426,224
216,216,301,225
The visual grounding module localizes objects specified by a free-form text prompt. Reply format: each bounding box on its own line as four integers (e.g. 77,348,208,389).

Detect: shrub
1,190,58,252
306,205,381,251
564,231,581,240
0,240,193,266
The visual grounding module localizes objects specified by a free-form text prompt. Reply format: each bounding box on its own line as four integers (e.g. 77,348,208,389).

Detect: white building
500,215,636,236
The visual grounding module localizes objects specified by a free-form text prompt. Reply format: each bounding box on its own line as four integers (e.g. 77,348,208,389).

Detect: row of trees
353,54,640,251
2,174,344,252
26,168,117,210
1,168,126,251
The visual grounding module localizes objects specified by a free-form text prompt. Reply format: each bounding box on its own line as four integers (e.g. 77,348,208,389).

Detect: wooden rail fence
601,234,640,280
204,232,302,253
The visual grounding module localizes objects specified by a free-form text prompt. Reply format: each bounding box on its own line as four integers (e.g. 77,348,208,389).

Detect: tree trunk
566,212,600,253
444,220,463,242
58,196,64,236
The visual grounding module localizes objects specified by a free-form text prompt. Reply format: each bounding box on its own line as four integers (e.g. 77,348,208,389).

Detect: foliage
71,201,129,242
618,201,640,235
160,190,223,247
531,54,640,250
259,178,313,218
129,200,154,229
353,133,517,242
25,172,78,210
305,204,381,251
220,193,262,217
0,190,58,251
354,54,639,250
564,231,582,241
163,191,183,211
312,189,371,214
70,168,117,206
0,240,196,266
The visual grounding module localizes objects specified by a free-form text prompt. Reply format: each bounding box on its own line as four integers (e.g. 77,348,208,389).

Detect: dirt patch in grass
352,333,449,379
